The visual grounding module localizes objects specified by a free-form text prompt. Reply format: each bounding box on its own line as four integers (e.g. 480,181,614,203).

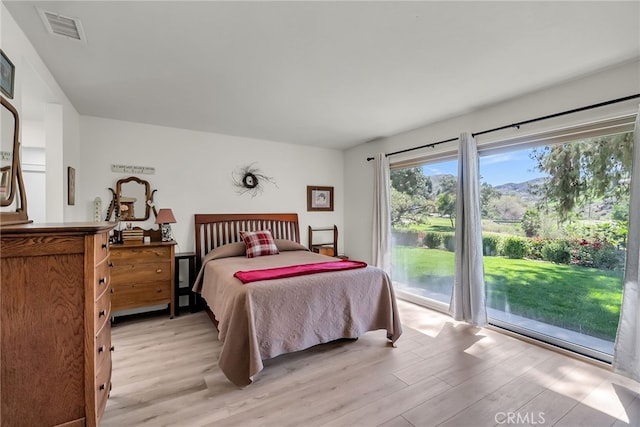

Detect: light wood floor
102,300,640,426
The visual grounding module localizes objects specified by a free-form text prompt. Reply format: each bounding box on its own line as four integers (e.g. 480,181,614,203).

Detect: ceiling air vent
37,8,86,43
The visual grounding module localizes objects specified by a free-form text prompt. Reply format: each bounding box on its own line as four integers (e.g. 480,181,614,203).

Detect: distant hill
429,174,546,202
494,177,546,203
424,173,614,219
494,177,614,219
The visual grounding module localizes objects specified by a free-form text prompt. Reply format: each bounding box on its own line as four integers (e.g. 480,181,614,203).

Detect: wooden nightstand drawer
111,245,171,262
111,261,171,284
112,281,171,311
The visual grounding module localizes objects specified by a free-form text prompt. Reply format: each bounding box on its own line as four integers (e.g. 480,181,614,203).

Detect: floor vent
38,8,86,43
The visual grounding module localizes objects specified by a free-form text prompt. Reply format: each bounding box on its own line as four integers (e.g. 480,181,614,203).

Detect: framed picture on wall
307,186,333,212
0,50,15,99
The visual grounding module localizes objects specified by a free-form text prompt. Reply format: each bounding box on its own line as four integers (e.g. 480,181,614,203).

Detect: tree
530,132,633,222
430,174,457,227
480,182,499,218
437,175,457,195
436,192,456,228
612,200,629,223
521,209,542,237
490,195,526,221
390,168,432,199
390,168,433,226
391,188,431,226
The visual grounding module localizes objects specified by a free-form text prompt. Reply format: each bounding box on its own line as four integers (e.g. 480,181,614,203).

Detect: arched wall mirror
108,176,156,221
0,96,29,225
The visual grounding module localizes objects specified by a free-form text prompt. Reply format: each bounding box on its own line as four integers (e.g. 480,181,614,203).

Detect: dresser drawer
110,245,171,263
94,257,111,298
95,290,111,333
111,261,171,284
94,232,110,264
112,280,171,311
96,320,112,375
95,360,112,421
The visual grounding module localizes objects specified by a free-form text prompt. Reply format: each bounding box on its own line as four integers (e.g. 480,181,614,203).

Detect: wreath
232,163,277,197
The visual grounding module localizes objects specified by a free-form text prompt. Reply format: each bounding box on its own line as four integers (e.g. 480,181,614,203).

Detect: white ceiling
4,1,639,150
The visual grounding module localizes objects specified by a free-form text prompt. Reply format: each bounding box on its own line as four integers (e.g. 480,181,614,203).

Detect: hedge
501,236,529,259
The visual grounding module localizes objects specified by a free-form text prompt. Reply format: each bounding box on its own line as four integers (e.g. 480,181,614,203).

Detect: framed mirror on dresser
116,175,154,221
0,96,29,225
106,175,157,223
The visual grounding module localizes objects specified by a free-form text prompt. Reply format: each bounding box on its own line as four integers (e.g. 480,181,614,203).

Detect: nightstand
174,252,198,315
110,241,176,318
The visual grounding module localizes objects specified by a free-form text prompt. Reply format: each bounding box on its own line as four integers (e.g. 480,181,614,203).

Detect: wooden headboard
194,213,300,266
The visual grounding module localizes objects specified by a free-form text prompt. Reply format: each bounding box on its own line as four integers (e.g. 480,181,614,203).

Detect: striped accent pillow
240,230,280,258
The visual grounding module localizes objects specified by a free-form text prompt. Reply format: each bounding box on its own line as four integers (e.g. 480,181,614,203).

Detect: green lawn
402,216,453,233
392,246,624,341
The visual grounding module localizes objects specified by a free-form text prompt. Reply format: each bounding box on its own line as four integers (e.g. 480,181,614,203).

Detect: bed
193,213,402,387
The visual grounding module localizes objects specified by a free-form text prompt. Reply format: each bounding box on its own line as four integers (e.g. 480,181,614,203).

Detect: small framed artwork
307,186,333,212
67,166,75,205
0,50,15,99
0,165,10,195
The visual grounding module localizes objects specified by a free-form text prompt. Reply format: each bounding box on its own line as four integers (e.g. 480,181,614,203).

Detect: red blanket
234,259,368,284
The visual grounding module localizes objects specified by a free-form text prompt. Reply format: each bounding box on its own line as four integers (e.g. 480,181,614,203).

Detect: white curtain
613,109,640,381
372,153,392,274
450,132,487,326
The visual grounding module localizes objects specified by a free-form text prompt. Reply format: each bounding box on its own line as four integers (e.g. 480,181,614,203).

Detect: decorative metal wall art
232,163,277,197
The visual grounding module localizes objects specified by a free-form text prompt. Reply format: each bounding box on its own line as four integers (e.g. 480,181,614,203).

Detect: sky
421,148,549,187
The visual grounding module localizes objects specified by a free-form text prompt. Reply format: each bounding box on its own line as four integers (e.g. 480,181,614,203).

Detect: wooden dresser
110,241,176,318
0,222,115,427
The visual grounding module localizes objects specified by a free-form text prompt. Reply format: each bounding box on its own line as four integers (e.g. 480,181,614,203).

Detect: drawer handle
156,268,162,273
109,262,114,268
110,288,114,294
99,384,106,391
110,345,115,352
98,345,105,353
99,309,106,318
102,243,108,249
99,277,106,284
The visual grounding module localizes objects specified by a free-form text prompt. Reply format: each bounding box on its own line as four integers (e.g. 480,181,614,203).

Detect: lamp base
160,223,173,242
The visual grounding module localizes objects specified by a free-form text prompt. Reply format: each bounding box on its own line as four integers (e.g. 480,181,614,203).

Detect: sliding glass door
480,131,631,360
390,158,457,308
390,125,632,361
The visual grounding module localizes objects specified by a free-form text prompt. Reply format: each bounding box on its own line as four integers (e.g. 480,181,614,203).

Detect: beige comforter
193,250,402,387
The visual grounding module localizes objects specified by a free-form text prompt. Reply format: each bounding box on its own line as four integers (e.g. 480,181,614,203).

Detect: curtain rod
366,93,640,161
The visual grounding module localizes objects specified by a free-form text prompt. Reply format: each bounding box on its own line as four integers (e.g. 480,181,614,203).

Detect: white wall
344,60,640,264
1,3,83,222
21,146,45,223
79,116,344,253
4,1,344,252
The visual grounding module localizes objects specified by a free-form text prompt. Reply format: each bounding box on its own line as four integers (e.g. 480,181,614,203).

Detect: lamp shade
155,208,176,224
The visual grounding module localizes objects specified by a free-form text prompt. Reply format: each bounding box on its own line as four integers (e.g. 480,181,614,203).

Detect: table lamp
155,208,176,242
